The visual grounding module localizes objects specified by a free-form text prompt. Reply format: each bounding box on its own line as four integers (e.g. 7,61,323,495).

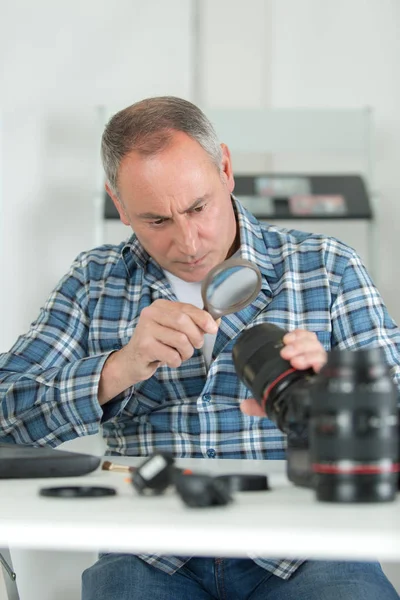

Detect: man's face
107,131,237,282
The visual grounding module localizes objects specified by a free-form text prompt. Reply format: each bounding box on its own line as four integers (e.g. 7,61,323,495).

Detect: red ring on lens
312,463,400,474
261,368,297,410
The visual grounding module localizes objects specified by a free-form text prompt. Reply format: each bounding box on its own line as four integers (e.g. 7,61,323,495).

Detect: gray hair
101,96,223,197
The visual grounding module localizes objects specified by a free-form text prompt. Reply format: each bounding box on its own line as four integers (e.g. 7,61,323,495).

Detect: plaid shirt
1,198,400,579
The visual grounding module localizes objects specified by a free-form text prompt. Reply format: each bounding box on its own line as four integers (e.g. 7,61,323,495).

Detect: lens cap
215,474,269,492
39,485,117,498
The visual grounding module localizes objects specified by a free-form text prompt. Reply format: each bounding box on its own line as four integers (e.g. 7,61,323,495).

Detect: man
0,96,399,599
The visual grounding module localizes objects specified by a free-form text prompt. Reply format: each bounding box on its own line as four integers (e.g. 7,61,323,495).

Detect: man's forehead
119,131,219,181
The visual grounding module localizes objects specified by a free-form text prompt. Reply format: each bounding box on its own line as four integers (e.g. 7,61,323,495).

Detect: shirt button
203,394,211,403
207,448,216,458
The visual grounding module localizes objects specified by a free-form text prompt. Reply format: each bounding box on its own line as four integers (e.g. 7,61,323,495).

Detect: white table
1,458,400,562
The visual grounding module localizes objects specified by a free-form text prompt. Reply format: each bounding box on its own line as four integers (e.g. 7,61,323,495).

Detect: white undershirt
164,270,217,369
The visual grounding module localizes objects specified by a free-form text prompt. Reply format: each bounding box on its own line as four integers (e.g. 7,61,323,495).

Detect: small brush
102,460,136,473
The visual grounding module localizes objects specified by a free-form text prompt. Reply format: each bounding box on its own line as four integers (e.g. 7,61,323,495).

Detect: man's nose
175,220,198,255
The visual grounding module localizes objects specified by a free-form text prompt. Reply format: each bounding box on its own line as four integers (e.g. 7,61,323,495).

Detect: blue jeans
82,554,399,599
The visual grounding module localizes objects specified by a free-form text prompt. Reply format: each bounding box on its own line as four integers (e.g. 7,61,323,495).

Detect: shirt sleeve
0,254,133,446
331,251,400,392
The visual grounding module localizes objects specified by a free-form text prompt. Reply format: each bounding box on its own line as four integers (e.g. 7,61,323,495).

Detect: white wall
0,0,193,351
3,0,400,351
269,0,400,317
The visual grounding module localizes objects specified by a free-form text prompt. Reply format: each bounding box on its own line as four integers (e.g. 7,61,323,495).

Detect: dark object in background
174,472,232,507
232,323,399,503
104,174,373,221
131,454,268,507
132,453,175,495
0,443,100,478
215,474,269,493
39,485,116,498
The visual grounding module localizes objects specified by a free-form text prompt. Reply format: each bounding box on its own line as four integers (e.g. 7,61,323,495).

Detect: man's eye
193,204,206,213
150,219,166,226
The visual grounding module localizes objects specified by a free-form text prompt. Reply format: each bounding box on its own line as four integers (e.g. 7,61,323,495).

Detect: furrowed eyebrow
136,195,210,220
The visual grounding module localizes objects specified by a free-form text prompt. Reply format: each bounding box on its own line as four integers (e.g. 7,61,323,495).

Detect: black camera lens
232,323,399,502
233,323,315,487
310,348,399,503
232,323,313,431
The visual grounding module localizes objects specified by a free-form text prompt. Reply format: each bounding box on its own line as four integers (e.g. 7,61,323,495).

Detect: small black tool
132,453,175,495
39,485,117,498
175,472,232,507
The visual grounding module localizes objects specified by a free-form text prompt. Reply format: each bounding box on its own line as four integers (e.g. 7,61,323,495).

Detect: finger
134,323,196,364
142,339,184,369
140,307,204,349
240,398,267,417
280,340,325,360
282,330,319,351
147,303,218,344
154,300,218,334
152,325,197,361
280,334,324,361
288,351,327,372
179,303,219,335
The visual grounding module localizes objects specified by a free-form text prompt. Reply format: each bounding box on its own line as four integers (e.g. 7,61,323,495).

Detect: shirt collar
231,196,276,289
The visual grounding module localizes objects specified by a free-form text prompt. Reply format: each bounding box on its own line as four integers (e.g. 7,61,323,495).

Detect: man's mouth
179,255,207,267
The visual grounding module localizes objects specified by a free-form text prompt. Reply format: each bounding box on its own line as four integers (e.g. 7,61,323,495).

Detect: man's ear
105,183,130,226
220,143,235,194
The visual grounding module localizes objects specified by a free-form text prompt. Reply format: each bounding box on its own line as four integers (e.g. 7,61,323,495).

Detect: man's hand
240,329,327,417
98,299,218,405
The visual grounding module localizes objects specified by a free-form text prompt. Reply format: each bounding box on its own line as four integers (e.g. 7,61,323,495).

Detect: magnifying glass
201,257,262,319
